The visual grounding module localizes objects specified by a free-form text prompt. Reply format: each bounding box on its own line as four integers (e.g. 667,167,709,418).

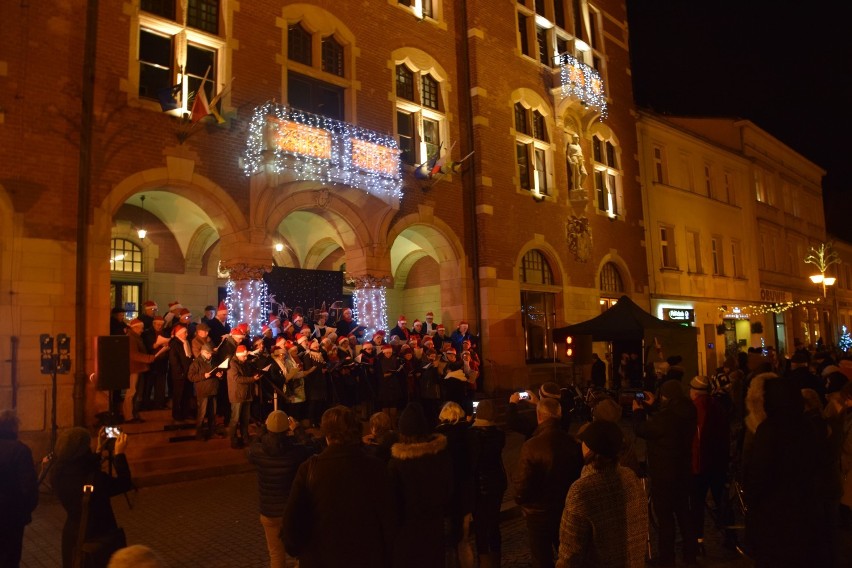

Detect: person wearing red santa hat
208,300,231,348
433,323,448,352
450,320,474,354
301,338,329,427
422,311,438,336
390,315,410,343
168,324,194,422
410,319,424,342
139,300,158,330
228,345,261,448
378,344,402,423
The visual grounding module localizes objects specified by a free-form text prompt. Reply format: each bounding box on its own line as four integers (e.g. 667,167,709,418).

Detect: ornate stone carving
220,262,272,280
345,273,392,288
314,188,331,208
566,215,593,263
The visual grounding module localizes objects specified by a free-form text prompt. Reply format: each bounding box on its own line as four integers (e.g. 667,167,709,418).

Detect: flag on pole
414,142,442,180
190,67,212,123
207,77,235,124
431,141,456,176
156,82,182,112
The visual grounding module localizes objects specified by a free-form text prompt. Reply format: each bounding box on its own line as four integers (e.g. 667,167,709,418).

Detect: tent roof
552,295,693,342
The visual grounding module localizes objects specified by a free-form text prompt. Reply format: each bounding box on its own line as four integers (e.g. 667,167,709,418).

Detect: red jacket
691,394,730,475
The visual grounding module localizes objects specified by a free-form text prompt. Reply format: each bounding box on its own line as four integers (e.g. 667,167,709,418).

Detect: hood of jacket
391,433,447,460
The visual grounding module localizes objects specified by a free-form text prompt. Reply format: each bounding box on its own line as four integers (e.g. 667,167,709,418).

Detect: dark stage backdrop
264,267,349,322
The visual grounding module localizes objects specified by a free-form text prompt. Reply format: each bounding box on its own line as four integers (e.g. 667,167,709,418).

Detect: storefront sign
664,308,694,322
760,288,791,304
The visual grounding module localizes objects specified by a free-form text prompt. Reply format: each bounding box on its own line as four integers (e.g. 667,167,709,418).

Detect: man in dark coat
0,410,38,568
283,405,395,567
248,410,313,568
744,378,823,567
188,344,223,440
634,379,698,566
514,398,583,568
228,345,260,448
784,351,824,400
591,352,607,389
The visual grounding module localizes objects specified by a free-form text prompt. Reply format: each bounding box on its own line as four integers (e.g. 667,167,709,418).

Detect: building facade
641,116,828,366
0,0,648,447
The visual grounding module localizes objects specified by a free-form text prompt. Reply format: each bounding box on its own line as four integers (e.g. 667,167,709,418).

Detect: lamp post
804,242,841,344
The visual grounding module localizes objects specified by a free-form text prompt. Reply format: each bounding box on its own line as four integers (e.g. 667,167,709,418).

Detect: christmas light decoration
225,278,270,338
558,54,608,118
244,102,402,199
718,298,821,318
351,275,391,341
839,325,851,352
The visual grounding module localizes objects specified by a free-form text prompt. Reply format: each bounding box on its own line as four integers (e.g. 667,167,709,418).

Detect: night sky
627,1,852,241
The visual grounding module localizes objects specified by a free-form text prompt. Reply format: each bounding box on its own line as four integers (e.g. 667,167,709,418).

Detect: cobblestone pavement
24,459,755,568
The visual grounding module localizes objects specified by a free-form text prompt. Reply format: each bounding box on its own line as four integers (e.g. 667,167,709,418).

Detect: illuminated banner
274,119,332,160
244,103,402,200
350,139,398,177
664,308,694,322
558,53,607,117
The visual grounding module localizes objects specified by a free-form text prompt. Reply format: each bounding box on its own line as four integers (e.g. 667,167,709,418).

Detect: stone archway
386,207,468,327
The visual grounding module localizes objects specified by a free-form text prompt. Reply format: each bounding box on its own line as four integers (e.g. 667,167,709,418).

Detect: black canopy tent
552,295,699,382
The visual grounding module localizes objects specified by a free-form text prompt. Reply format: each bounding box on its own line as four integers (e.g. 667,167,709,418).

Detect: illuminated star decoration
243,102,402,200
558,53,608,118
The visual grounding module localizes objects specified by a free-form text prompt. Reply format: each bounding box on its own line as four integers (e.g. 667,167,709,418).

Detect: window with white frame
592,134,622,216
286,23,349,121
653,145,667,184
110,238,143,273
514,103,551,195
395,63,446,167
660,225,677,269
704,163,713,197
396,0,436,20
686,230,702,274
731,240,743,278
711,236,724,275
137,0,224,110
515,0,604,73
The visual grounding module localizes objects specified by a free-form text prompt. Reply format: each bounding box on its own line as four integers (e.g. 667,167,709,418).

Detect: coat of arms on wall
566,215,592,262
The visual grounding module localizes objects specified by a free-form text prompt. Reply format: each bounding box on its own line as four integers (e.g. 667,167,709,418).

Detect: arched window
110,238,143,273
520,249,556,362
599,262,623,293
521,249,553,285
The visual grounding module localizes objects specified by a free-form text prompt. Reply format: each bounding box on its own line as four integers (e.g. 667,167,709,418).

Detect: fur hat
539,382,562,400
398,403,429,437
689,375,711,391
265,410,290,433
578,420,623,459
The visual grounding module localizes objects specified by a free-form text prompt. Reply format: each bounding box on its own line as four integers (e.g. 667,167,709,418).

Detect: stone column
221,262,272,337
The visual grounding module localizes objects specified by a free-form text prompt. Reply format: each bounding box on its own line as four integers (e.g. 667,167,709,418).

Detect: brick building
0,0,648,446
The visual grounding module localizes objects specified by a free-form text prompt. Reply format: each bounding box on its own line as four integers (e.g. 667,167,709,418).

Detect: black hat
398,403,429,437
577,420,623,459
111,307,125,315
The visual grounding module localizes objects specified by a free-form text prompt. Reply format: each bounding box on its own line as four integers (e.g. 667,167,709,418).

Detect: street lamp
804,241,841,345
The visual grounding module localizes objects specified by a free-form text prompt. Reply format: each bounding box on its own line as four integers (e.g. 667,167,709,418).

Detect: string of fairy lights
558,53,608,118
352,286,389,342
225,279,270,338
243,102,402,199
720,298,822,317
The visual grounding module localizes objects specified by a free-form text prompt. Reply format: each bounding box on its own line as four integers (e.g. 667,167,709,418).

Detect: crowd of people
5,323,852,567
111,300,481,448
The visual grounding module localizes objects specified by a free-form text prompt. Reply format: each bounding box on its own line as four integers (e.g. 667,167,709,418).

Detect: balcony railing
243,102,402,200
556,53,607,117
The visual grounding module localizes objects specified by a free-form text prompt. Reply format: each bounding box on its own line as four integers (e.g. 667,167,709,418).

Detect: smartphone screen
105,426,121,439
635,393,645,401
518,392,530,400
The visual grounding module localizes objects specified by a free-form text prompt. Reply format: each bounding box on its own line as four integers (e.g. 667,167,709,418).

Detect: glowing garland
352,284,389,342
718,298,822,318
558,54,608,118
225,279,270,338
243,102,402,200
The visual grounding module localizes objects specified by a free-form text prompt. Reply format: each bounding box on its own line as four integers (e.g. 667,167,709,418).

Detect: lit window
521,249,553,285
600,262,624,293
397,0,436,20
394,60,447,167
110,239,143,273
136,2,226,111
660,225,676,269
514,103,551,195
592,134,622,217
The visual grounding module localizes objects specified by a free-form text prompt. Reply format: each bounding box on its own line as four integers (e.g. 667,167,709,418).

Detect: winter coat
634,395,697,486
247,431,313,518
388,434,453,568
187,356,221,398
283,443,395,568
467,423,507,498
168,337,193,382
127,329,155,374
435,421,474,517
417,362,442,400
744,378,823,566
556,465,647,568
691,394,730,475
514,418,583,516
227,359,256,403
52,453,132,568
0,435,38,530
378,354,401,405
301,350,328,402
